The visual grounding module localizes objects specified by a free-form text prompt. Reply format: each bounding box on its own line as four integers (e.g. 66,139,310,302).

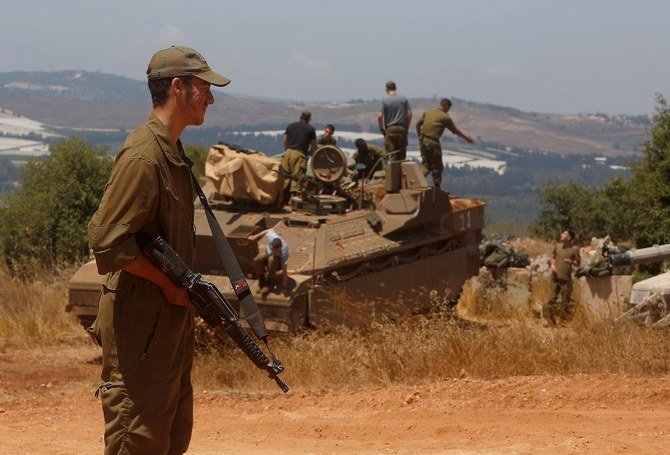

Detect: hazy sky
3,0,669,115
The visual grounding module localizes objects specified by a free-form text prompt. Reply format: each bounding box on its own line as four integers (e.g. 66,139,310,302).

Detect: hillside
0,71,650,157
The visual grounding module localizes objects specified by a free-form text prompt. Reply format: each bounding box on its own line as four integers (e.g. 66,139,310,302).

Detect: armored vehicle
67,144,485,331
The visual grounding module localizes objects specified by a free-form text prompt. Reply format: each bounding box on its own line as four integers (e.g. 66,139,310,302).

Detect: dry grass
192,308,670,393
0,261,81,349
2,259,670,394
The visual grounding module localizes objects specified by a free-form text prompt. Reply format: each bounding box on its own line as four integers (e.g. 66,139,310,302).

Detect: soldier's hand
163,285,192,307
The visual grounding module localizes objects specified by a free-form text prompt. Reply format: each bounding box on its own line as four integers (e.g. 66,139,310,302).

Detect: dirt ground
2,344,670,455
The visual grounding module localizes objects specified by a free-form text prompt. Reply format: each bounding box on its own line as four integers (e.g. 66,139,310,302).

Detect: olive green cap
146,45,231,87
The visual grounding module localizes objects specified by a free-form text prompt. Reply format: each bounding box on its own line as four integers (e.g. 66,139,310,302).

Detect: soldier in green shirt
546,230,581,326
352,138,385,179
317,124,337,146
415,98,473,189
88,46,230,455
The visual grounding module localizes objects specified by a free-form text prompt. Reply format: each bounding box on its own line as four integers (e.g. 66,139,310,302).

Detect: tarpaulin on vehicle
205,143,284,205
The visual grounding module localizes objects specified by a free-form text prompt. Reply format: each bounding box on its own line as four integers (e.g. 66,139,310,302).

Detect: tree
623,94,670,247
184,144,208,179
531,94,670,247
531,182,606,243
0,137,113,266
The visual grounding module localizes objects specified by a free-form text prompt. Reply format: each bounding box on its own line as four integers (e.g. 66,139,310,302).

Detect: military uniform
416,108,459,189
383,125,408,161
547,243,580,324
281,149,308,194
88,114,197,455
353,144,385,177
282,119,316,195
252,230,289,290
317,134,336,146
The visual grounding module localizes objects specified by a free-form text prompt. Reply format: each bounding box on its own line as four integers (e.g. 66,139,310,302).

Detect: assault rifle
142,235,289,393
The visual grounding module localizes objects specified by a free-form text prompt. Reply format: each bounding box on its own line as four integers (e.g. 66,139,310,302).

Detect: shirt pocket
164,185,181,208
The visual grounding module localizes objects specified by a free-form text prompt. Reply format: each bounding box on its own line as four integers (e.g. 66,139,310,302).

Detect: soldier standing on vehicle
317,123,337,146
378,81,411,161
546,229,581,325
87,45,230,455
282,110,317,196
415,98,473,189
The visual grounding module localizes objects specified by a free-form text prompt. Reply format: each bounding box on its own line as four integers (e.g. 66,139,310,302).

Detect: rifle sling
190,172,269,339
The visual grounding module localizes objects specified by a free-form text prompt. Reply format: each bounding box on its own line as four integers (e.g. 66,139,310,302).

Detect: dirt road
1,344,669,454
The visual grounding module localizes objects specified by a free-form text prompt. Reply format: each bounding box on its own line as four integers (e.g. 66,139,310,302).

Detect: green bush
0,137,113,266
532,94,670,247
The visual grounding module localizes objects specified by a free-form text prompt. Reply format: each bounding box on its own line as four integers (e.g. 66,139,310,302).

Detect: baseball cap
385,81,396,90
147,45,231,87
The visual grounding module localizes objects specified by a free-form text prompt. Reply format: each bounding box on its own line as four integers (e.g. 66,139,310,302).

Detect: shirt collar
146,113,192,168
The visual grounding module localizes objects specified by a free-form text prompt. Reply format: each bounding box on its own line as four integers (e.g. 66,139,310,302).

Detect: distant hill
0,70,650,156
0,70,147,101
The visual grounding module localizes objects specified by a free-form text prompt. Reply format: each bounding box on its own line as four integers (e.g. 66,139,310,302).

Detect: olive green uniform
88,114,197,455
317,134,336,146
416,108,459,189
281,149,308,195
547,243,580,324
252,253,281,287
353,144,385,177
383,125,408,161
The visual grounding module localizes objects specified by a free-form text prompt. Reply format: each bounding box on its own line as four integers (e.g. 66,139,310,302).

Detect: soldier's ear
171,78,183,95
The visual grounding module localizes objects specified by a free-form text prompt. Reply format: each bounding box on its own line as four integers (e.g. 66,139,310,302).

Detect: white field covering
233,129,507,174
0,111,54,157
232,130,385,142
0,137,49,157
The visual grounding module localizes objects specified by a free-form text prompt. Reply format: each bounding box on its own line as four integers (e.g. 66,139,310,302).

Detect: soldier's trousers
91,272,196,455
419,136,443,189
252,252,280,285
281,149,308,195
546,278,574,324
384,125,408,161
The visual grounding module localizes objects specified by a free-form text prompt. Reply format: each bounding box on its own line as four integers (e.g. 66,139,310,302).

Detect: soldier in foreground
546,229,580,325
378,81,411,160
87,46,230,455
416,98,473,189
282,110,317,196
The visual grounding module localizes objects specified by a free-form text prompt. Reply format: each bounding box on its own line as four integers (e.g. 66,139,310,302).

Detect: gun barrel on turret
610,244,670,267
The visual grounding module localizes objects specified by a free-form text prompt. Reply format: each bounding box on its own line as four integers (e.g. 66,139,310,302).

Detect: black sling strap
190,172,269,339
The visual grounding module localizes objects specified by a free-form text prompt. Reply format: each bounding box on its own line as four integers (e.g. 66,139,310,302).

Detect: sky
2,0,669,115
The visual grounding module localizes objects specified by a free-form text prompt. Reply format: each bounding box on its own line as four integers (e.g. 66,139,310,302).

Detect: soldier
317,123,337,146
415,98,473,189
282,110,317,196
248,228,290,298
377,81,412,161
546,229,581,325
352,138,385,179
87,46,230,454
